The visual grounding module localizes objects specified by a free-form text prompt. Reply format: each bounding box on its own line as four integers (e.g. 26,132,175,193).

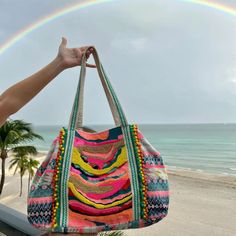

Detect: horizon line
31,122,236,126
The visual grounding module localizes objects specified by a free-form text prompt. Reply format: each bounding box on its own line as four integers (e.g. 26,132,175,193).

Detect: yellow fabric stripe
71,146,127,175
68,182,132,208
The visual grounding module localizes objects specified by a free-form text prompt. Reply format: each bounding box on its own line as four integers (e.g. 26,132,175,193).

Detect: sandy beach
0,153,236,236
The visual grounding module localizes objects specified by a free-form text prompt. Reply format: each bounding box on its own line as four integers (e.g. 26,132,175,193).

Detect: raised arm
0,37,95,127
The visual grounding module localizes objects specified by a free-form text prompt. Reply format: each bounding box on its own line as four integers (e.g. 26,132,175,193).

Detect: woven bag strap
68,46,128,130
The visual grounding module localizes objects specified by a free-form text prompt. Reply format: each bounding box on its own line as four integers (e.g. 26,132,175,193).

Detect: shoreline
167,164,236,176
167,166,236,187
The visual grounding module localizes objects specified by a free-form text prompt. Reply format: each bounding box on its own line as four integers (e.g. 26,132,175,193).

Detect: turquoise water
30,124,236,176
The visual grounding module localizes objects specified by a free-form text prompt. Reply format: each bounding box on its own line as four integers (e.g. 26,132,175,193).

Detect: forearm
0,57,64,124
0,38,94,128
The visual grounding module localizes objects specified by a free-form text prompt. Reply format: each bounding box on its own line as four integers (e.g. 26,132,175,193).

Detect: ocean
30,124,236,176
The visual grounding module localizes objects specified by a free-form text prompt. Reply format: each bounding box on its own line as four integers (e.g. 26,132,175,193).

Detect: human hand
57,37,96,69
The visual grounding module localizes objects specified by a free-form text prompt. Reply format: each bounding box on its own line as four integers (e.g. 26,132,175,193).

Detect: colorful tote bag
27,47,169,234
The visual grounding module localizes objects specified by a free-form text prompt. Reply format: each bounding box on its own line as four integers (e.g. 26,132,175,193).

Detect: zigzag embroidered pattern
28,202,52,226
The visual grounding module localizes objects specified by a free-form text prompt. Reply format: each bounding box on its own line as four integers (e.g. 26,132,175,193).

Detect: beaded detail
51,127,66,228
130,124,148,219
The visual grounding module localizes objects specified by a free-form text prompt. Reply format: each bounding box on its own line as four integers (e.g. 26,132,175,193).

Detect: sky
0,0,236,125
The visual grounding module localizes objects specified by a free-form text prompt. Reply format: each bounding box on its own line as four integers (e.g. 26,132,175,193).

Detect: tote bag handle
68,46,128,131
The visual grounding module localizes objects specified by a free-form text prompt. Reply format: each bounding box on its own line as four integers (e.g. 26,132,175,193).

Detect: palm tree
9,147,37,197
0,119,43,195
26,157,40,193
9,150,28,196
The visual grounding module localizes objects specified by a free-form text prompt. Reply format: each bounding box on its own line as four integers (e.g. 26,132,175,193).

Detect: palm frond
0,120,44,150
9,154,28,175
13,163,19,175
4,130,21,146
27,158,40,177
9,158,19,170
14,133,44,144
12,146,38,156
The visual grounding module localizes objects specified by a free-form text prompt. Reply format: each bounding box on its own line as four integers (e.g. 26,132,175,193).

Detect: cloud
110,36,148,52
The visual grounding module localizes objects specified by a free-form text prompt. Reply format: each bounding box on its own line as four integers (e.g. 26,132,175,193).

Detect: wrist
51,56,67,73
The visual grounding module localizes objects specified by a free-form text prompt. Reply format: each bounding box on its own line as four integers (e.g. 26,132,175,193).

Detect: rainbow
0,0,236,55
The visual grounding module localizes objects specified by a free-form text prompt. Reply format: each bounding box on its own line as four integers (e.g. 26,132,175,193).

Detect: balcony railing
0,203,46,236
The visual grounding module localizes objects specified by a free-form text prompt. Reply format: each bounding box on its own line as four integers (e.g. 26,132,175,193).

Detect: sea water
30,124,236,176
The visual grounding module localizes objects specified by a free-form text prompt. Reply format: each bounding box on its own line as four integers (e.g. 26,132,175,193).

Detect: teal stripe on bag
60,60,85,227
59,130,74,227
70,70,82,130
100,64,141,221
